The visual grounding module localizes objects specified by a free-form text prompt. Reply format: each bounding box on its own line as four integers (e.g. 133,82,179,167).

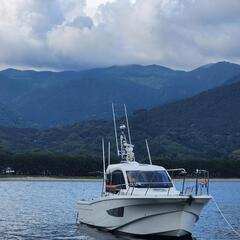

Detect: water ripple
0,181,239,240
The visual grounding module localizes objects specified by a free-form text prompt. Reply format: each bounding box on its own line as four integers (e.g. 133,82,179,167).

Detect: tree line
0,153,239,177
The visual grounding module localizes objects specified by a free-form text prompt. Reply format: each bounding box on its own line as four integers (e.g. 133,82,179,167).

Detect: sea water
0,180,239,240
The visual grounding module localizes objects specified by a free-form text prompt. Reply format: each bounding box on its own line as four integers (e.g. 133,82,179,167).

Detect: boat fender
187,195,195,205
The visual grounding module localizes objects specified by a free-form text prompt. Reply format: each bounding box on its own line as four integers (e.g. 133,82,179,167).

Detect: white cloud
0,0,240,70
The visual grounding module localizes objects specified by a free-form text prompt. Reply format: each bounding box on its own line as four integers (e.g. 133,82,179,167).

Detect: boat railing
167,168,187,195
193,169,210,196
105,182,172,196
175,170,210,196
128,182,174,196
167,168,210,196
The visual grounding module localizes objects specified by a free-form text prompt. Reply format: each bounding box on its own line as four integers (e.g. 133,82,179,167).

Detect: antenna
145,139,152,165
108,141,111,166
112,103,120,156
102,138,106,195
124,104,132,144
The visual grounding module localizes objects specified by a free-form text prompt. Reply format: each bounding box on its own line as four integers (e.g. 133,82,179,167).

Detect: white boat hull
78,195,211,237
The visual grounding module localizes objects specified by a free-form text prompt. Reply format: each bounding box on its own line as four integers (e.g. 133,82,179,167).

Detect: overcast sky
0,0,240,71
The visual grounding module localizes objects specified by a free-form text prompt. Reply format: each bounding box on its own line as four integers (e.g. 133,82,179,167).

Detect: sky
0,0,240,71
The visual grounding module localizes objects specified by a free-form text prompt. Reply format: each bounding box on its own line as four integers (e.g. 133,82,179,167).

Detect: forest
0,153,239,178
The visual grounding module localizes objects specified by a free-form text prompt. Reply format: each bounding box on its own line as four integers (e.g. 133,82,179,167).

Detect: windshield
126,170,173,188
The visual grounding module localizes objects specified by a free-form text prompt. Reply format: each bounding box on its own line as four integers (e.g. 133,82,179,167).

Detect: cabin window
107,207,124,217
126,170,173,188
106,170,126,193
112,170,126,186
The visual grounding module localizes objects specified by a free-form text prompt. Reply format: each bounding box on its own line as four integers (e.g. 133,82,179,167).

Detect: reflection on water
0,181,239,240
78,223,196,240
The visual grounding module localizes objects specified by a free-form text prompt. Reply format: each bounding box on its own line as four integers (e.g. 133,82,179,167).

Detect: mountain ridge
1,61,240,128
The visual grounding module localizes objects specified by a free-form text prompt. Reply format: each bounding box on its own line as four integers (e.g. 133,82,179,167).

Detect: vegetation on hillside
0,153,239,177
0,69,240,177
2,78,240,161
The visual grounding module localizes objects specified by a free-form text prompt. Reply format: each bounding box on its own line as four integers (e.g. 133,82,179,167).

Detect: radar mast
112,104,135,162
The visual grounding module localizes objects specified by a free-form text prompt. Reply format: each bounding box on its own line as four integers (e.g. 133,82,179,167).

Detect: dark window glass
126,170,173,188
107,207,124,217
106,170,126,193
112,170,125,186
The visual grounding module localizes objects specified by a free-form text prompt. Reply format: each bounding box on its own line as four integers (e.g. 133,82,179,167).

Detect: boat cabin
105,161,178,195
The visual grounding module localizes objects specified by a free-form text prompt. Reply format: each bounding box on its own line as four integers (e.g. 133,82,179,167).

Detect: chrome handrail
194,169,210,195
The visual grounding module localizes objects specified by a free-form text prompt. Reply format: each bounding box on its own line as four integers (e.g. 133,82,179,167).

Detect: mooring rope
76,212,79,225
212,197,240,238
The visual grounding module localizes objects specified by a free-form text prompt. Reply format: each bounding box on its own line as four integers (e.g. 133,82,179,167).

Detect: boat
78,104,212,238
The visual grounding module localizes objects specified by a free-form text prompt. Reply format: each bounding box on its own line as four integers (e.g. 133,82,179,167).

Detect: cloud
0,0,240,70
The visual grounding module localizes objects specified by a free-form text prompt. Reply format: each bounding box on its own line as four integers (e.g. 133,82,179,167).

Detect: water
0,180,239,240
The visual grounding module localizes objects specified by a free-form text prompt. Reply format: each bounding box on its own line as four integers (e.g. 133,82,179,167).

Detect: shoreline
0,176,103,182
0,176,240,182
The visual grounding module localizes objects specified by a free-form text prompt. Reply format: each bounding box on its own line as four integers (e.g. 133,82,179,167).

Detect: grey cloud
67,16,93,29
0,0,240,70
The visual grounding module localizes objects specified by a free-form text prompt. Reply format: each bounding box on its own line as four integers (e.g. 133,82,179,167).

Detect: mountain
224,73,240,85
1,79,240,160
10,77,164,127
0,61,240,127
186,61,240,89
85,61,240,96
130,79,240,160
0,102,23,127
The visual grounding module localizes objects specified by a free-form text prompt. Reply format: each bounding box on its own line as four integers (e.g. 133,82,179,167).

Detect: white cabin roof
106,161,166,173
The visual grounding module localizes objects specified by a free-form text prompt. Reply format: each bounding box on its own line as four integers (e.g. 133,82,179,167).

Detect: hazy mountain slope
71,61,240,104
14,78,162,127
224,73,240,85
81,64,184,89
187,61,240,89
0,61,240,127
0,102,23,127
1,80,240,160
